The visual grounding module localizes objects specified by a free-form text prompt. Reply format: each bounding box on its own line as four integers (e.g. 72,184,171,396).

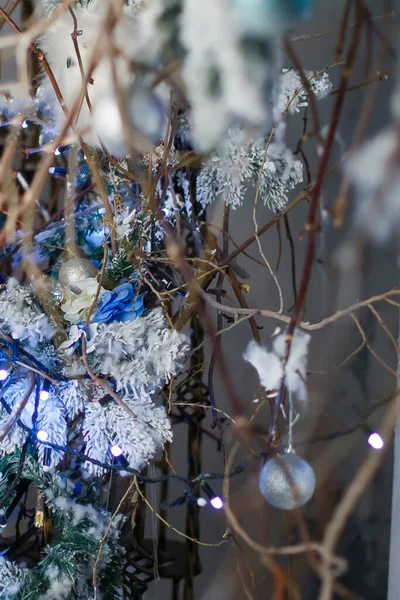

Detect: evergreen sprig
0,452,123,600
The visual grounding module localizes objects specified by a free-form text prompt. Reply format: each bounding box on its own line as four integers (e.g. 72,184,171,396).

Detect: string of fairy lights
0,113,233,516
0,320,387,521
0,118,387,520
0,343,241,513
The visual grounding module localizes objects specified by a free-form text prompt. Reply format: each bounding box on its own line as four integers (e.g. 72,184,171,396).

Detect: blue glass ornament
76,158,91,192
230,0,314,37
259,454,316,510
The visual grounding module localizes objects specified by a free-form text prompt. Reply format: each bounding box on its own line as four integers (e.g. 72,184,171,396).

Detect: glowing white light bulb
368,432,384,450
39,390,49,401
210,496,224,510
0,369,8,381
197,497,207,507
110,444,123,458
37,430,49,442
21,119,29,129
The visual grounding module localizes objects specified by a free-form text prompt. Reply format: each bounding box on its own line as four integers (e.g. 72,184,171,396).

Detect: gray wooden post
388,394,400,599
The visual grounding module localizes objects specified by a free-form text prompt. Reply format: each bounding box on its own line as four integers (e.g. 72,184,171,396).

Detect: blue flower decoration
94,283,145,324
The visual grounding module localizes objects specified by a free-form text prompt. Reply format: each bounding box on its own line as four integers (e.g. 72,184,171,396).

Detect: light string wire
0,342,246,510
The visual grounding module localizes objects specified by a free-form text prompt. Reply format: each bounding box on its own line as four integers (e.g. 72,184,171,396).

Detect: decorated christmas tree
0,0,398,598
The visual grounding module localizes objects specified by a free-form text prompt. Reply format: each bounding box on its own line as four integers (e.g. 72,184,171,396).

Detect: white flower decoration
58,323,99,355
61,278,104,325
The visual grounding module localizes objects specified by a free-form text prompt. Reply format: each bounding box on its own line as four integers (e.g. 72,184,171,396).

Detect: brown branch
14,360,59,385
85,243,108,326
202,287,400,332
284,40,321,143
0,5,117,256
288,7,364,335
350,314,397,377
226,191,308,265
318,397,397,599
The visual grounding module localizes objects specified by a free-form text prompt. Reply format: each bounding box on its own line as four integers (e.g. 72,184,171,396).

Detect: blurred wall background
145,2,398,599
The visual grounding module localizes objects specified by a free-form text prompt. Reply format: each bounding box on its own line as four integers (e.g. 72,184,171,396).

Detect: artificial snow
243,329,311,401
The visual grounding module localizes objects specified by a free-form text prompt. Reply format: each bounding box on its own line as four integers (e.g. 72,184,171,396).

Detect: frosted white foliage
115,207,140,242
0,557,29,598
83,395,172,474
243,329,311,402
58,380,84,420
59,323,99,355
141,141,178,173
46,481,100,530
0,367,89,468
36,396,67,469
180,0,265,150
83,308,189,397
58,380,88,420
309,71,332,101
348,128,400,242
0,279,57,344
0,412,28,456
2,376,36,410
278,68,332,114
196,127,253,208
39,568,73,600
44,476,122,543
150,180,185,243
0,409,29,456
0,95,32,121
41,0,61,13
254,141,304,211
39,0,139,148
178,171,192,217
81,405,109,474
62,359,86,378
30,476,123,598
0,378,36,455
197,127,303,211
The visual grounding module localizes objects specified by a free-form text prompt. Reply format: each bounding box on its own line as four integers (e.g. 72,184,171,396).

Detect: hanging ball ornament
259,454,316,510
58,258,97,294
230,0,315,37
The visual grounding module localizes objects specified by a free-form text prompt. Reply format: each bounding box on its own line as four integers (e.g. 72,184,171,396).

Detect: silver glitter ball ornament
58,258,97,294
259,454,315,510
